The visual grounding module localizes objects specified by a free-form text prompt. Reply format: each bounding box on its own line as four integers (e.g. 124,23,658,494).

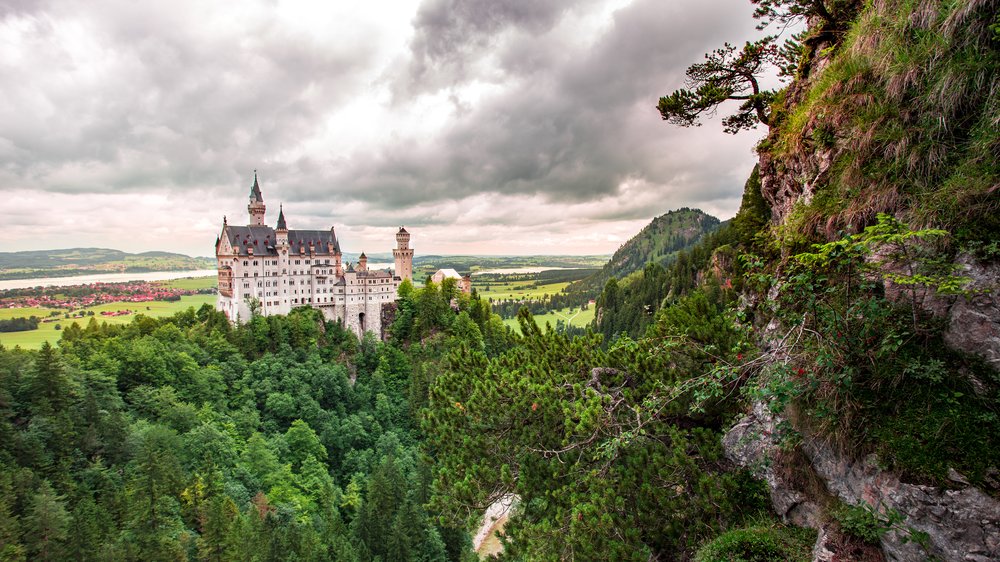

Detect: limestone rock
800,435,1000,562
943,255,1000,371
725,402,1000,562
722,402,824,529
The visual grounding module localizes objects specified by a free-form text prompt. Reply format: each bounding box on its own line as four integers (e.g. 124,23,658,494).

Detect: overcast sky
1,0,771,257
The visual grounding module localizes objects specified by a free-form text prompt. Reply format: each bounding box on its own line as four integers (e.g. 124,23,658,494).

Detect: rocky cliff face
730,0,1000,559
725,402,1000,562
942,256,1000,372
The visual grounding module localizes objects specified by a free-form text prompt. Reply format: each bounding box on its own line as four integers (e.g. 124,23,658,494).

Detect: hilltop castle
215,173,413,338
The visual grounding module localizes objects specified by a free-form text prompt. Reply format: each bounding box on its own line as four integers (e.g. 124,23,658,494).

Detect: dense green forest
0,278,505,561
592,166,770,340
423,0,1000,559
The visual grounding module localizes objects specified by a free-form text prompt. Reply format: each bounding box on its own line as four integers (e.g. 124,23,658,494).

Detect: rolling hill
564,208,722,298
0,248,215,280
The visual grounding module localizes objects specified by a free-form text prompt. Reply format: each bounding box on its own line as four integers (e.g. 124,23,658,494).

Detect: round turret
393,226,413,281
395,226,410,250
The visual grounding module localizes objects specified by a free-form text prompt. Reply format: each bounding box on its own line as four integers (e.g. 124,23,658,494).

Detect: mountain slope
565,208,721,298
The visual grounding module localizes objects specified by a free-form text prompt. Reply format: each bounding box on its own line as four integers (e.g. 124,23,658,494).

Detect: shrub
695,524,815,562
834,504,888,544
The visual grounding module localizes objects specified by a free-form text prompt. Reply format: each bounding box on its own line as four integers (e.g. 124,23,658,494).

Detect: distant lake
0,270,217,290
472,267,569,275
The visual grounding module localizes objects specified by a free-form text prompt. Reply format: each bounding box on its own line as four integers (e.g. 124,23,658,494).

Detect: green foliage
595,222,739,340
658,39,780,133
732,166,772,251
565,208,722,301
751,216,999,485
832,501,932,551
750,0,858,29
834,503,891,544
694,522,816,562
23,481,69,562
426,290,759,559
762,0,1000,244
0,317,40,333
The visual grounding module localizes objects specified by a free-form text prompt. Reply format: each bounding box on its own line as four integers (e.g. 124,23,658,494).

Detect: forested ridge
0,249,214,280
563,208,721,300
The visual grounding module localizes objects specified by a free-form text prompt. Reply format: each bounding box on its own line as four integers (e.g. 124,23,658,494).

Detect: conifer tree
0,471,25,562
23,481,69,562
27,342,72,417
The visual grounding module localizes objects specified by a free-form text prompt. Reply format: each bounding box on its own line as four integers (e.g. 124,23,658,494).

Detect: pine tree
355,455,405,559
23,481,69,562
67,496,113,562
0,471,25,562
27,342,72,417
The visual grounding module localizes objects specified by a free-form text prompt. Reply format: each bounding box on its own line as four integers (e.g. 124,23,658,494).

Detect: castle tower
393,227,413,281
275,205,288,246
248,171,266,226
274,205,290,314
358,251,368,272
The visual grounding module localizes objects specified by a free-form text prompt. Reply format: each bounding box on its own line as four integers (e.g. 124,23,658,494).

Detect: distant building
431,268,472,294
215,173,414,338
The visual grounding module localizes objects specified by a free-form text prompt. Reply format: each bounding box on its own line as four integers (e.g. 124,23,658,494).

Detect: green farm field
0,294,216,349
504,306,595,333
159,276,217,290
477,281,570,301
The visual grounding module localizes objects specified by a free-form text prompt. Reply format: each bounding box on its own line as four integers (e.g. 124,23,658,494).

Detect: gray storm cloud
322,0,762,208
0,0,771,255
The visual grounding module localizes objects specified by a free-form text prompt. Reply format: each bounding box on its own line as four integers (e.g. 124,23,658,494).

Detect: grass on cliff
763,0,1000,245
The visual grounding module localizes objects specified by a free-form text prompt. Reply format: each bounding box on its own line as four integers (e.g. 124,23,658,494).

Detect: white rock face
472,494,518,553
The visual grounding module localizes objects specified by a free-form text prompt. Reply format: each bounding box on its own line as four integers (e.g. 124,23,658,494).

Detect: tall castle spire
275,204,289,247
248,170,266,226
250,171,263,201
276,204,287,231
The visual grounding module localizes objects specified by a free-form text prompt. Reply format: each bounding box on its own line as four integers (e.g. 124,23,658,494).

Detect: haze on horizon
1,0,770,257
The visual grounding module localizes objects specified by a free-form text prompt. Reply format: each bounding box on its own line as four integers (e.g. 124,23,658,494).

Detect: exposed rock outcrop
723,402,825,529
877,250,1000,373
801,436,1000,562
943,255,1000,371
725,402,1000,562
